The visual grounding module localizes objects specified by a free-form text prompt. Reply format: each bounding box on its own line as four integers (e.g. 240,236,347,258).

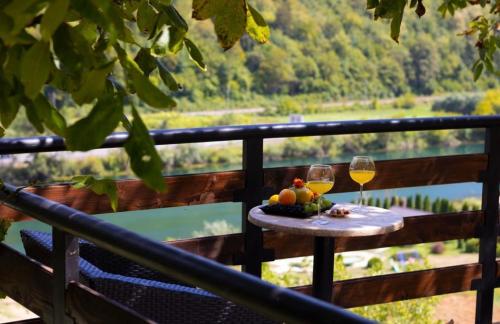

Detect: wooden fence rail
0,154,486,222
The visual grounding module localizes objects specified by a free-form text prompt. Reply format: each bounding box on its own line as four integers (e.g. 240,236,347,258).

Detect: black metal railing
0,182,370,324
1,115,500,324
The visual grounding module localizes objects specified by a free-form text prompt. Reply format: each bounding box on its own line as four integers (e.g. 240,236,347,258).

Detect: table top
248,203,404,237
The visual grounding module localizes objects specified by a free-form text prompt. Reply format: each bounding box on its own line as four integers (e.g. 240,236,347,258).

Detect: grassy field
142,103,456,130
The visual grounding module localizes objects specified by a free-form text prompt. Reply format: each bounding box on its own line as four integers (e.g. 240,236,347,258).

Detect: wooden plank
0,243,152,323
293,263,483,308
0,170,244,221
170,211,483,264
0,154,486,221
264,154,486,194
169,233,243,265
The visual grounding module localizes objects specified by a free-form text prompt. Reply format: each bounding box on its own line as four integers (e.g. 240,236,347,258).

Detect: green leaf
162,5,188,31
390,6,404,43
33,94,67,136
118,24,137,44
20,41,51,99
24,101,45,133
65,95,124,151
213,1,247,50
72,176,118,212
184,38,206,71
191,0,247,50
125,108,165,192
474,62,484,81
192,0,221,20
246,5,270,44
72,60,116,105
0,126,4,138
168,25,186,54
134,48,157,75
137,0,157,35
0,218,11,242
0,96,20,128
123,56,176,109
41,0,70,40
157,59,181,91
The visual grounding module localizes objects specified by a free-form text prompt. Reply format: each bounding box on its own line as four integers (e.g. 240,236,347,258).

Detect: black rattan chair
21,230,276,324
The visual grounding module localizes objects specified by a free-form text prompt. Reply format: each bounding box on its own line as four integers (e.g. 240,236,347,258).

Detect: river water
4,143,484,251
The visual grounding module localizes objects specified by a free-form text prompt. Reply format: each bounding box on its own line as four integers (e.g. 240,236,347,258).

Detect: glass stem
317,195,321,217
359,184,363,208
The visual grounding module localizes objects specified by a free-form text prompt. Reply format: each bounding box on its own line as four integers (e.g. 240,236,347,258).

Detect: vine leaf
20,41,51,99
124,108,165,192
41,0,70,40
246,5,270,44
184,38,206,71
157,59,182,91
72,175,118,212
192,0,247,50
371,0,408,43
65,95,124,151
0,97,20,129
72,60,116,105
33,94,67,136
123,56,176,109
137,0,157,36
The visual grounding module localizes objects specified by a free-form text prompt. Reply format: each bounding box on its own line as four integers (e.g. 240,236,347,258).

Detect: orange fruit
279,189,296,205
268,194,279,205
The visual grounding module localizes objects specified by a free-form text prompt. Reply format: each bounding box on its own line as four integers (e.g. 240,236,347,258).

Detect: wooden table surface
248,203,404,238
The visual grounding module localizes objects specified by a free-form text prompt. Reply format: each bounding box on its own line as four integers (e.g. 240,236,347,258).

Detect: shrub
432,198,441,214
366,257,383,271
432,94,481,115
430,242,445,254
276,98,301,115
423,196,431,212
407,196,414,208
440,199,450,213
461,202,470,212
415,194,422,210
394,93,417,109
464,239,480,253
474,89,500,115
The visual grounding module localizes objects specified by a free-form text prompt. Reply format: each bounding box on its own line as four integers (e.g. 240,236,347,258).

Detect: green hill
166,0,498,109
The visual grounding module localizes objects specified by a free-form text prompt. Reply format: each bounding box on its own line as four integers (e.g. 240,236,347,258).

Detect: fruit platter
260,178,334,218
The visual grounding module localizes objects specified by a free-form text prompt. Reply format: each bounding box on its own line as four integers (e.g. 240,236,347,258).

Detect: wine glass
349,156,375,211
306,164,334,218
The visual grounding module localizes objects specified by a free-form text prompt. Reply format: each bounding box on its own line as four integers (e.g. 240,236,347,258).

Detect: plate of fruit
260,178,334,218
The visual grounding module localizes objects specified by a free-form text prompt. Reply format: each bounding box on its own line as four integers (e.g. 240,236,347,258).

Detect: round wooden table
248,203,404,301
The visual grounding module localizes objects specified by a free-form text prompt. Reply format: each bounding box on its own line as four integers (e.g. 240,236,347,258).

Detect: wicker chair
21,230,276,324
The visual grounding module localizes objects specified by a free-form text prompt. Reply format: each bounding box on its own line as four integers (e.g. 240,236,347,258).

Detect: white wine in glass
306,164,334,217
349,156,375,211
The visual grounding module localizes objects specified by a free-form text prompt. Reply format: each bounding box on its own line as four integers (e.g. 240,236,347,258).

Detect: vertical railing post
242,138,264,277
52,228,79,324
475,127,500,324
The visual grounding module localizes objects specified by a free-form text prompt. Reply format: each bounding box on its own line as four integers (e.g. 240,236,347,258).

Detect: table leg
312,236,335,302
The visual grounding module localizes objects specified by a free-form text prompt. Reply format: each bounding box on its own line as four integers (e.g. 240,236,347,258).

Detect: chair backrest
20,230,276,324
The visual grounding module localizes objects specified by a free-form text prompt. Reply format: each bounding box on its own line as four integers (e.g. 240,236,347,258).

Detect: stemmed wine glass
349,156,375,212
306,164,334,218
